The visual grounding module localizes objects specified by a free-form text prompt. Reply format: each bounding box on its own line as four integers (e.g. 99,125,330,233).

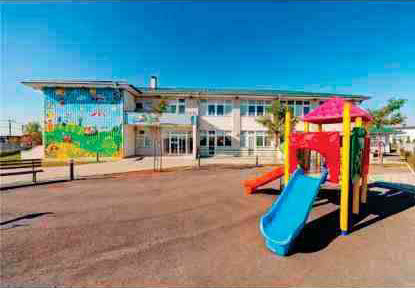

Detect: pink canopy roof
302,97,373,124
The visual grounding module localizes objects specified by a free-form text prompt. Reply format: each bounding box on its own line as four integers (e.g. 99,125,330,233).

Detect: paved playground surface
1,164,415,287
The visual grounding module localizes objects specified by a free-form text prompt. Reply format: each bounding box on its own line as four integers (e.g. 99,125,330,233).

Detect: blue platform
259,168,328,256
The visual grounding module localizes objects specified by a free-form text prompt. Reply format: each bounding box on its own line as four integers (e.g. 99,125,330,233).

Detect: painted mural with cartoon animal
43,87,123,159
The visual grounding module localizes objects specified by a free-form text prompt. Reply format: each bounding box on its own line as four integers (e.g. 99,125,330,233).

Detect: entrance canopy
302,97,372,124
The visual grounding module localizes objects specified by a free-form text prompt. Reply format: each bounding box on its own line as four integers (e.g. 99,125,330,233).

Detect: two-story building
22,78,369,160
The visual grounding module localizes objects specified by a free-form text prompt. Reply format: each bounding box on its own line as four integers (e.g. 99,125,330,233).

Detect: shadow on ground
1,212,54,230
291,188,415,255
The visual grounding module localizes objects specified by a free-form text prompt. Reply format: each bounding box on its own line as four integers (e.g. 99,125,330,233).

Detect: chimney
150,76,157,89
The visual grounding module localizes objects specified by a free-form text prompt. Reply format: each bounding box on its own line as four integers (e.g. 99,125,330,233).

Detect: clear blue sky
1,1,414,130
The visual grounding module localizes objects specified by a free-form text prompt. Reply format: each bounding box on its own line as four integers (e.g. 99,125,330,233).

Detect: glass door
179,134,186,155
170,135,178,154
208,131,215,156
248,131,255,156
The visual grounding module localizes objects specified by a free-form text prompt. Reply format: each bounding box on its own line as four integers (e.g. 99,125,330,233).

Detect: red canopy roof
302,97,373,124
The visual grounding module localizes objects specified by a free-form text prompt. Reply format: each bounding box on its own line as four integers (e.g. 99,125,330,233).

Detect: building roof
21,80,142,97
137,87,370,100
21,80,370,101
302,97,373,124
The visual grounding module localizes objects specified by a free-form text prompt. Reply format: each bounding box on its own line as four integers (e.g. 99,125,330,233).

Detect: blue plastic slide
260,168,328,256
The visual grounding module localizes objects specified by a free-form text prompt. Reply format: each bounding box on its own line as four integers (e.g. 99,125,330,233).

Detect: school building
22,77,370,160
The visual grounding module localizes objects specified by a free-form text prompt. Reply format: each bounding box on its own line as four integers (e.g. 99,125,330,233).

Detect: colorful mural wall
43,87,123,159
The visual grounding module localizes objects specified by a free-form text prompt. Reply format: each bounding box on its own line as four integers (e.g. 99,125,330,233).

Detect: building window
200,99,207,116
167,99,186,114
240,131,247,148
135,100,153,113
203,99,233,116
287,100,295,115
137,130,152,148
225,100,233,115
295,101,303,117
225,131,232,147
310,101,319,110
303,101,310,115
248,100,256,116
178,99,186,114
265,100,272,114
256,131,265,147
215,130,232,147
256,100,264,116
208,103,216,115
217,131,225,146
240,101,248,116
257,131,272,148
241,100,270,117
216,100,224,116
200,130,207,146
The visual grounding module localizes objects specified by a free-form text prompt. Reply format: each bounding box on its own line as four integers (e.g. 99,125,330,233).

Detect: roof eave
21,80,142,97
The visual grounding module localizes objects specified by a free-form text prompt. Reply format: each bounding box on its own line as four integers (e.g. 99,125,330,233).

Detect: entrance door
179,134,186,155
208,131,215,156
170,135,178,154
248,131,255,156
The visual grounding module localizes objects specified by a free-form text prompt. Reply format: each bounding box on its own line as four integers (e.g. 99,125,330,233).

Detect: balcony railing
125,112,193,126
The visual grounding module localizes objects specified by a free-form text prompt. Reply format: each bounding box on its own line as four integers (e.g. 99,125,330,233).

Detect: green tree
23,121,42,146
368,98,407,164
255,100,297,149
146,97,170,171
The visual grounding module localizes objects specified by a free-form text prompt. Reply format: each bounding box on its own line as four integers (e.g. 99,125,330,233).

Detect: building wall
43,87,123,159
123,125,136,157
123,90,136,112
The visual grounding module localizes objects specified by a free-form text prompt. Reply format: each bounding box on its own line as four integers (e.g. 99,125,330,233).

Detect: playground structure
243,97,373,256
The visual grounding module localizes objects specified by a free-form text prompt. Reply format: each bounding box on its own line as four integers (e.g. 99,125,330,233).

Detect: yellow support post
361,121,370,204
303,121,310,171
340,101,351,235
284,109,291,185
352,117,363,215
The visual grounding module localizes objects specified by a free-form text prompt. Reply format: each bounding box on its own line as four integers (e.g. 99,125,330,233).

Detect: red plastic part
302,97,373,124
362,136,370,176
243,167,284,195
289,132,341,183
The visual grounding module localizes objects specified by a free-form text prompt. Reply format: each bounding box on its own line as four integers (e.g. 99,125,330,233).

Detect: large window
240,131,272,148
167,99,186,114
216,131,232,147
201,99,232,116
199,130,232,147
241,100,272,116
295,101,303,117
256,131,272,148
136,130,153,148
199,131,207,146
135,100,153,113
280,100,310,117
240,131,247,148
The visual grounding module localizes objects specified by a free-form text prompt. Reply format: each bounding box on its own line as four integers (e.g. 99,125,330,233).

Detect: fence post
69,159,74,181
